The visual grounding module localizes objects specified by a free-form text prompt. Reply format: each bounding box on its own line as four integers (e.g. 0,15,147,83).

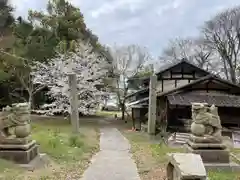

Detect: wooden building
126,59,240,132
127,59,210,104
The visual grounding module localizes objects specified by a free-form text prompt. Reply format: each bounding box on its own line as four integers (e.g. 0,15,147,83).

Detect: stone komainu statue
191,103,222,142
0,103,31,139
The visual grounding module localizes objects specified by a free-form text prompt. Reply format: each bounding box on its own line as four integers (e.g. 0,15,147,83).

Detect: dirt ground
2,113,239,180
121,130,240,180
0,115,103,180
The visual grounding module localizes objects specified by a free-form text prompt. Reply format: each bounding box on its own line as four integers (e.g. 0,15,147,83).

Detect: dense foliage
28,0,100,52
0,0,111,109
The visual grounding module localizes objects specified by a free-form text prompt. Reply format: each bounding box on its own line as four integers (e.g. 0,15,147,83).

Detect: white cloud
107,17,141,33
90,0,145,18
9,0,240,57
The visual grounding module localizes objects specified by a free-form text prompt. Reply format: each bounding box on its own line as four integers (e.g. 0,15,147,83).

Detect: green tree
12,17,58,63
28,0,100,51
0,0,15,81
0,0,111,108
0,0,14,36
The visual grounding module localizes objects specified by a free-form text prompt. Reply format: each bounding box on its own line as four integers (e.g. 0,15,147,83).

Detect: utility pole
148,75,157,135
68,73,79,133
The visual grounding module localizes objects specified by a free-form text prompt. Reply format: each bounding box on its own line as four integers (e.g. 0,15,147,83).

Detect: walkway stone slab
81,128,140,180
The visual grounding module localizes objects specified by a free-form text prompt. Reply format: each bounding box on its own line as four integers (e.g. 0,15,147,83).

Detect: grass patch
122,130,182,163
0,117,100,180
150,144,183,163
95,110,121,117
0,159,19,172
31,122,97,163
208,170,239,180
122,131,168,179
232,148,240,154
122,130,240,180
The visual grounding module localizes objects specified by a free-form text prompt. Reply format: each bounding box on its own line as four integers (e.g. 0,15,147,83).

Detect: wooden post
148,75,157,135
68,73,79,133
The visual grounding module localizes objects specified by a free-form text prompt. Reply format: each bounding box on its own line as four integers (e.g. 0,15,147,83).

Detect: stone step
175,140,187,144
232,131,240,148
175,133,190,137
176,135,190,139
175,136,190,140
176,139,189,143
175,137,189,141
168,133,190,145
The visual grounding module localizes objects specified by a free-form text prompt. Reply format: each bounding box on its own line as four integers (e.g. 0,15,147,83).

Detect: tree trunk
229,65,237,84
132,119,136,129
31,95,35,110
121,103,125,120
132,111,136,129
28,94,32,112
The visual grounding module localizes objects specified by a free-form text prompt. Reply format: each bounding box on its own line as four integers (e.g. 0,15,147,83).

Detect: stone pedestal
185,135,230,164
0,137,32,145
185,145,230,163
184,137,240,172
185,102,240,172
0,140,39,164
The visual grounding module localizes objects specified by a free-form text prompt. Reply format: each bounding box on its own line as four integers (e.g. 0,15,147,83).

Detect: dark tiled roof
155,58,210,76
167,93,240,108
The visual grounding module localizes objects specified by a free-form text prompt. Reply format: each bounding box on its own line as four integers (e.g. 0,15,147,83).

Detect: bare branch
202,6,240,83
32,84,46,95
109,44,150,120
160,37,213,69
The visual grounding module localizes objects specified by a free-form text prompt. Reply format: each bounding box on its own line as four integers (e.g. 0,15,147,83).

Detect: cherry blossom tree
32,42,110,115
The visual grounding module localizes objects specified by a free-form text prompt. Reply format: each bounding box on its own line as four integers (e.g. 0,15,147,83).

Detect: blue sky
10,0,240,57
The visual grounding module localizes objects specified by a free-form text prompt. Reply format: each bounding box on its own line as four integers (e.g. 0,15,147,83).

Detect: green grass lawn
0,117,100,180
95,110,122,117
208,170,239,180
122,130,240,180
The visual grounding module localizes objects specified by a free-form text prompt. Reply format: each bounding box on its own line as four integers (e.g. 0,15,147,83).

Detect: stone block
0,143,39,164
204,162,240,172
187,140,226,150
167,153,207,180
0,140,36,150
19,153,51,170
185,145,230,163
0,137,32,145
189,135,222,144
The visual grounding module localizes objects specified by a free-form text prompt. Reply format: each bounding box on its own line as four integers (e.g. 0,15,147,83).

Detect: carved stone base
187,140,226,149
189,135,222,144
0,140,36,150
0,141,39,164
0,137,32,145
185,145,230,164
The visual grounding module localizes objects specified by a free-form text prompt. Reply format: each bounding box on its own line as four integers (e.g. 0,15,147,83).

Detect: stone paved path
81,128,140,180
